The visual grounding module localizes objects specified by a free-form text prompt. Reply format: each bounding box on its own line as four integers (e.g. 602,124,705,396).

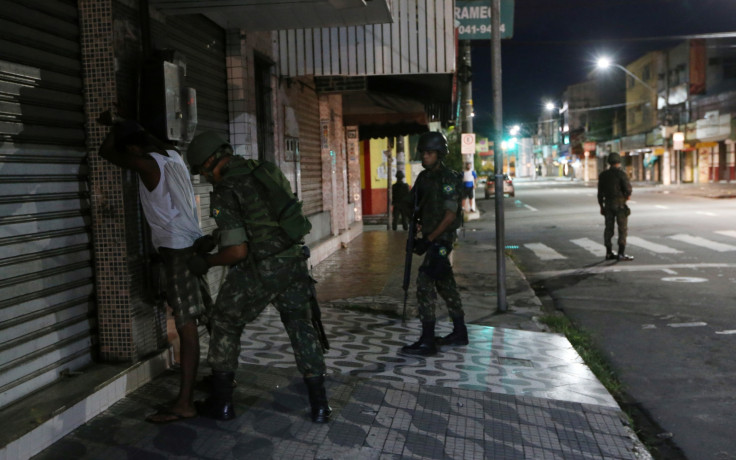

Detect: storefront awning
343,92,430,140
150,0,392,31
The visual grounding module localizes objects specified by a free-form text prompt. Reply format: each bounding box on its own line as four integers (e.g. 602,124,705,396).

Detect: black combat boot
304,375,332,423
196,371,236,420
605,246,617,260
438,316,469,346
400,321,437,356
617,245,634,261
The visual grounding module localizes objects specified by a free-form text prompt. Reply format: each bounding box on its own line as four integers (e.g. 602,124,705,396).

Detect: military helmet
417,131,449,158
607,152,622,165
187,131,230,174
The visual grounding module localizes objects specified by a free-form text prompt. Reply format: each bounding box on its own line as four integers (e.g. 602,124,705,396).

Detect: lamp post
596,56,672,183
543,101,562,176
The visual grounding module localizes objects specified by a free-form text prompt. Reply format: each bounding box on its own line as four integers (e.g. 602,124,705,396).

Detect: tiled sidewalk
32,230,651,460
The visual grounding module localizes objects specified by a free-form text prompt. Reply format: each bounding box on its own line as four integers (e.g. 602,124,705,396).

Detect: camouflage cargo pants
603,207,628,249
416,243,464,323
207,256,326,377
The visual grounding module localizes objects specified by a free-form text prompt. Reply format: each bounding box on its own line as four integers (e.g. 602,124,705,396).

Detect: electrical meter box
140,50,197,143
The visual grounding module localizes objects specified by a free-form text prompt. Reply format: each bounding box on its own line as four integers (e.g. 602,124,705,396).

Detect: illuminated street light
595,56,656,93
545,101,556,111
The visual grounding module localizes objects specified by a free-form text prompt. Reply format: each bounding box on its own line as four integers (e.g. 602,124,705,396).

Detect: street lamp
596,56,676,183
596,57,657,94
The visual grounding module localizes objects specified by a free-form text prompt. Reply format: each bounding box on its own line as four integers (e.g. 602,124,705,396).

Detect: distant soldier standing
185,132,331,423
598,152,633,261
400,132,467,357
391,170,411,231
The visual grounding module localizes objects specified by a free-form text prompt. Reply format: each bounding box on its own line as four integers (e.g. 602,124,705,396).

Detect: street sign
455,0,514,40
461,133,476,154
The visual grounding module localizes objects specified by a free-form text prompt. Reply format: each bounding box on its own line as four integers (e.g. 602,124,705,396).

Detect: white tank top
138,150,202,250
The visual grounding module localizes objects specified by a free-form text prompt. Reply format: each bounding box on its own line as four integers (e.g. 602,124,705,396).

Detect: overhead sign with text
455,0,514,40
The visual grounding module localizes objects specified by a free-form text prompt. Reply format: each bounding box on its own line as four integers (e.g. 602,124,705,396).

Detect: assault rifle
303,245,330,351
401,190,420,324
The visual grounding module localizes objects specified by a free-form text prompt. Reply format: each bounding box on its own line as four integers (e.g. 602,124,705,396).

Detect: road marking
524,243,566,260
661,269,678,275
715,230,736,239
627,236,682,254
570,238,606,257
661,276,708,283
524,204,538,211
670,233,736,252
642,324,657,329
715,330,736,335
667,322,707,328
655,205,668,209
530,262,736,279
696,211,717,216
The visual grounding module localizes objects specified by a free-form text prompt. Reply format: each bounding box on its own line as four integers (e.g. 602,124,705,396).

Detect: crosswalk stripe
627,236,682,254
570,238,606,257
524,243,566,260
715,230,736,240
670,234,736,252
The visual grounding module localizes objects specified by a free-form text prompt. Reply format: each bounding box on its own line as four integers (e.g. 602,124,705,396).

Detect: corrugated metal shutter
295,87,323,215
0,0,95,409
277,0,455,77
150,14,228,295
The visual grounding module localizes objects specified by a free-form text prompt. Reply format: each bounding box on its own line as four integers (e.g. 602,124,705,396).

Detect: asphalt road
477,179,736,460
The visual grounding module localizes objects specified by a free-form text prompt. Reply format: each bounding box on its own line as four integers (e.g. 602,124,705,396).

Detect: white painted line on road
661,276,708,283
530,262,736,279
570,238,606,257
670,233,736,252
715,230,736,240
715,330,736,335
627,236,682,254
667,322,708,328
523,204,538,211
642,324,657,329
655,205,669,209
524,243,566,260
661,269,678,275
696,211,717,216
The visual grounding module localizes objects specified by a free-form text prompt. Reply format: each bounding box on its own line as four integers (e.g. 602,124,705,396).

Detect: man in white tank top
99,120,211,424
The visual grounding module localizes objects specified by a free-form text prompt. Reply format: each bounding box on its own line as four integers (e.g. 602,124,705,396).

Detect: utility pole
492,0,507,312
460,40,474,134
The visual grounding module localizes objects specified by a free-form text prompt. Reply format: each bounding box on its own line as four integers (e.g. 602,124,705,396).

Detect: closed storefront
293,83,323,216
0,0,95,408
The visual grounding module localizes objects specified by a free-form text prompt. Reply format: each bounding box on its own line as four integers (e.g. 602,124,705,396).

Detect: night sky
470,0,736,136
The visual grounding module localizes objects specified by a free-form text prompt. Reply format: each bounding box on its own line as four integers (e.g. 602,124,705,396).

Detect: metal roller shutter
295,88,323,216
0,0,94,409
150,14,228,296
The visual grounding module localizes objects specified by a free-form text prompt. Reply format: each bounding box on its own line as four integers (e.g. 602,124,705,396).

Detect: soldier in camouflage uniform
185,132,331,423
598,152,634,261
400,132,467,357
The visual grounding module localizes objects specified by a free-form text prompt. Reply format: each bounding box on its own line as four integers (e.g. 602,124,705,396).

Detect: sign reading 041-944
455,0,514,40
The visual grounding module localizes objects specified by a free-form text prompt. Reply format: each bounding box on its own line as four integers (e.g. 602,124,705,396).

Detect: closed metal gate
295,88,323,216
0,0,95,409
150,14,228,295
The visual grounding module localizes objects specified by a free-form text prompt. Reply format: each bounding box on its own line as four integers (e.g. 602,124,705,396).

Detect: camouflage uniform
597,165,632,250
207,157,325,376
413,163,464,323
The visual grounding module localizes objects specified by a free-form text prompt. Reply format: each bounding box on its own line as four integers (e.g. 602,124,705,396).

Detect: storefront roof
150,0,392,31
